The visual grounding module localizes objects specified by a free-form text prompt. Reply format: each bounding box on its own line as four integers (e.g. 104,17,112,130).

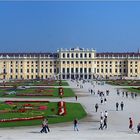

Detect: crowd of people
40,79,140,134
117,89,138,99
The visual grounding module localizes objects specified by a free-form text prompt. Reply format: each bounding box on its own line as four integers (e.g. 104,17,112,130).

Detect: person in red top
129,117,133,131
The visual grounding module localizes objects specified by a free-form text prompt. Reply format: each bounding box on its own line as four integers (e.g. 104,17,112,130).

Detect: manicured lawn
0,87,75,98
0,80,69,86
107,80,140,86
125,87,140,94
0,102,87,127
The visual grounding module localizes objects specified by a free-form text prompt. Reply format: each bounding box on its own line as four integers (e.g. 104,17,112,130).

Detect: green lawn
0,87,75,98
107,80,140,86
0,102,87,127
0,80,69,86
125,87,140,94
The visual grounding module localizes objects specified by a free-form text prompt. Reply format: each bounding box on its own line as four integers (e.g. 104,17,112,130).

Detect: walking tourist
106,90,109,96
99,117,104,130
126,92,128,98
135,93,137,98
103,117,107,129
95,103,99,112
74,118,79,131
45,118,50,132
120,101,124,111
104,111,108,119
117,89,120,96
104,98,107,103
101,97,103,104
100,112,104,119
137,123,140,133
122,92,124,97
129,117,133,131
116,102,119,111
91,89,93,94
40,118,47,133
131,92,134,99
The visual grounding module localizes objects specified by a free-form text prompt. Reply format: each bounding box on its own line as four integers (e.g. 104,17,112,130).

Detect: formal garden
0,87,75,98
0,100,86,127
107,80,140,86
0,79,87,127
0,80,69,86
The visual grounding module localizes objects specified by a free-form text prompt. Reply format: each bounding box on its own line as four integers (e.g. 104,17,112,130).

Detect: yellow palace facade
0,48,140,80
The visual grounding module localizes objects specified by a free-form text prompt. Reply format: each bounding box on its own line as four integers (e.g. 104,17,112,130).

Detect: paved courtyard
0,80,140,140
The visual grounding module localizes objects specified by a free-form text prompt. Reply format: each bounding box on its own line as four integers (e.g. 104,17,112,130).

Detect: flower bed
0,116,44,122
16,94,53,96
35,89,54,93
5,100,50,103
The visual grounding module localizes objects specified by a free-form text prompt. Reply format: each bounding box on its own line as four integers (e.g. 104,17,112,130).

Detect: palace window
84,68,87,73
84,53,87,58
89,68,91,73
16,69,18,73
67,68,69,73
101,69,103,73
80,68,82,73
124,69,126,73
89,53,91,58
21,69,23,73
76,68,78,73
62,68,65,73
27,69,29,73
71,68,74,73
67,53,69,58
63,53,65,58
71,53,74,58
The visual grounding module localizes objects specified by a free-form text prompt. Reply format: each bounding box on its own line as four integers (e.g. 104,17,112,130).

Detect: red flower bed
5,100,50,103
18,108,26,113
35,88,54,92
39,106,47,110
0,116,44,122
23,104,32,107
16,94,53,96
5,101,14,105
46,90,54,92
